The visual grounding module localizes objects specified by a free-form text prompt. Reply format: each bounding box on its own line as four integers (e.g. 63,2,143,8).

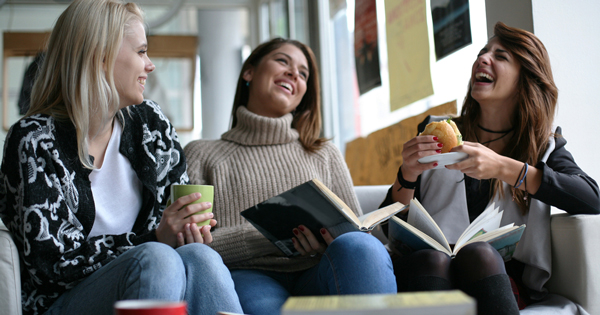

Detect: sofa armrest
354,185,392,244
546,213,600,315
0,226,22,315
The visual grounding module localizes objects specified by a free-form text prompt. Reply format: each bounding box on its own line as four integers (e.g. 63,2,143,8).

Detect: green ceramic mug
167,184,214,226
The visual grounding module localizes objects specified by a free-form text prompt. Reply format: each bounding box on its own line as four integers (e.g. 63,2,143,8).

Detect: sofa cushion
0,226,22,315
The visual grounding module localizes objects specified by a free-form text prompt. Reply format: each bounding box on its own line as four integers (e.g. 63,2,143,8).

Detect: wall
485,0,533,38
532,0,600,184
354,0,488,140
483,0,600,189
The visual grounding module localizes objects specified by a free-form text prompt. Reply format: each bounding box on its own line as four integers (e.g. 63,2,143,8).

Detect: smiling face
243,44,309,118
470,37,521,109
113,20,155,109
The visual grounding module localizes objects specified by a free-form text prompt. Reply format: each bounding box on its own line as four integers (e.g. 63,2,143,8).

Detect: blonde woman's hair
27,0,144,169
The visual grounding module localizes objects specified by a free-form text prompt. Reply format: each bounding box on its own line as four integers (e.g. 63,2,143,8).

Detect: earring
246,81,250,87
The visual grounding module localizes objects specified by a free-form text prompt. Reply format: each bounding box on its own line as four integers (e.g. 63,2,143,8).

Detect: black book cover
241,180,357,257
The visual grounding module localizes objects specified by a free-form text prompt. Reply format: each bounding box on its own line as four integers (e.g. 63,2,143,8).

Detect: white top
88,119,142,238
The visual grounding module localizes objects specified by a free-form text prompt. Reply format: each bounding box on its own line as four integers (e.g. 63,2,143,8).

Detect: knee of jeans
176,243,228,271
134,242,185,276
328,232,387,257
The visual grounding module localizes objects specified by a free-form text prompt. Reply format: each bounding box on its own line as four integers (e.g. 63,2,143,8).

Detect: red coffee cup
114,300,187,315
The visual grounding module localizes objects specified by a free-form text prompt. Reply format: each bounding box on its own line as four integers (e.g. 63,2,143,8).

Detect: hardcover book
241,179,406,257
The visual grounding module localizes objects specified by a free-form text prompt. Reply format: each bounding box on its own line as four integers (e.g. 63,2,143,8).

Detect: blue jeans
45,242,243,315
231,232,396,315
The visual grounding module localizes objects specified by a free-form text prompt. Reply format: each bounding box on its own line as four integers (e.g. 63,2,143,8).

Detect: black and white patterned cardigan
0,100,189,315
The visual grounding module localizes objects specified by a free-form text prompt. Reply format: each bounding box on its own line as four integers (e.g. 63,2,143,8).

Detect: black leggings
392,242,520,315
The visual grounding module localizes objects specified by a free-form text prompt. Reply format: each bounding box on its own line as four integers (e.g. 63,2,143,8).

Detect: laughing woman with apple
380,22,599,314
184,38,396,315
0,1,243,315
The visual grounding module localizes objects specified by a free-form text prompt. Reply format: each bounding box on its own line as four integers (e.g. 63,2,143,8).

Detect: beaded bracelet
396,166,418,191
514,163,528,189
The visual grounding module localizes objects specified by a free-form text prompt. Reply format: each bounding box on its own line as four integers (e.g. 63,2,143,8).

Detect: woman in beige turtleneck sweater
184,38,396,315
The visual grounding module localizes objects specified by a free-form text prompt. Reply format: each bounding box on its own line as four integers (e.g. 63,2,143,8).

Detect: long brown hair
457,22,558,211
231,38,326,152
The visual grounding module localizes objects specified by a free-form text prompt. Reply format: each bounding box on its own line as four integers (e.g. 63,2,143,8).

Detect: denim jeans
231,232,396,315
45,242,243,315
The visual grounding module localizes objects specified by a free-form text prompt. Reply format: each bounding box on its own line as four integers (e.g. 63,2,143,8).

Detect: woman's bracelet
397,166,418,191
514,163,528,189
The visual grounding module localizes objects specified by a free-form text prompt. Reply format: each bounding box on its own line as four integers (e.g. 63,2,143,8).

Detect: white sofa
1,185,598,315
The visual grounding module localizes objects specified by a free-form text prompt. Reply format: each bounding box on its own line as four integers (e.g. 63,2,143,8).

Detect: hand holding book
292,225,334,257
241,179,407,257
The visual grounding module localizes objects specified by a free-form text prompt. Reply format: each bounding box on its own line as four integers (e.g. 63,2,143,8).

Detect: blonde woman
0,1,242,314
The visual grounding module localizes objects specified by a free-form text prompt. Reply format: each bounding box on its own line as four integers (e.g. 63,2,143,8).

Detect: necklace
477,124,514,134
476,124,514,146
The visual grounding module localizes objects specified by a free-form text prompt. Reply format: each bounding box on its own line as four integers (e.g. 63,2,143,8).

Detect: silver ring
310,254,317,257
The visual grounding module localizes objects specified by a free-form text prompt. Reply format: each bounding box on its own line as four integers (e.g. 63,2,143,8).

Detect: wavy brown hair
457,22,558,212
231,38,326,152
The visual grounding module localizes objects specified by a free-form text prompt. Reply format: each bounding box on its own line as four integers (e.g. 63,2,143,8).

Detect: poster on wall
354,0,381,95
385,0,433,111
431,0,472,60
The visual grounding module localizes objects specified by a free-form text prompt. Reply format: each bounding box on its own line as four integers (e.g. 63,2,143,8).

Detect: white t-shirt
88,119,142,238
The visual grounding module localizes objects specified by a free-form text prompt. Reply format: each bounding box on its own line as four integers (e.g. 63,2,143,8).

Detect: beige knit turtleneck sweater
183,106,361,272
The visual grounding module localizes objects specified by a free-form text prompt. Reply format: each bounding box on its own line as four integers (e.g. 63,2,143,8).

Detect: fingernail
195,193,201,198
208,212,214,217
433,163,438,167
293,229,299,235
185,224,190,231
205,202,212,207
320,228,326,235
437,143,443,147
433,136,438,141
292,238,296,244
299,226,305,232
436,149,442,153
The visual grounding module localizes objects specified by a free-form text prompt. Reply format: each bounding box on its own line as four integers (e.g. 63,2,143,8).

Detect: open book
388,199,525,260
241,179,407,257
281,290,475,315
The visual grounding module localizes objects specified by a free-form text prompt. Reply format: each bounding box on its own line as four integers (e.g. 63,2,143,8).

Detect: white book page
389,217,452,256
455,207,503,250
464,202,498,234
358,202,407,228
454,223,516,253
407,199,451,252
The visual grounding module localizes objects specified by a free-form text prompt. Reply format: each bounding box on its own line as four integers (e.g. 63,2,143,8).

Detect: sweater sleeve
531,128,600,214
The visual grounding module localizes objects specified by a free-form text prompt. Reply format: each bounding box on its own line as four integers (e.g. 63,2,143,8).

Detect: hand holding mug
156,185,215,247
